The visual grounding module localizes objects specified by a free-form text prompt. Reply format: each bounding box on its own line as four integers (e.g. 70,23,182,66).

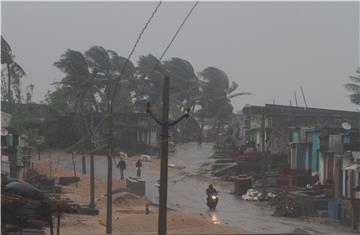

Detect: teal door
311,131,320,174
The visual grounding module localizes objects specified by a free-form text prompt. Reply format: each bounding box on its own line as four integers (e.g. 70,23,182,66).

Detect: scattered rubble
270,191,315,218
241,188,262,201
240,188,278,201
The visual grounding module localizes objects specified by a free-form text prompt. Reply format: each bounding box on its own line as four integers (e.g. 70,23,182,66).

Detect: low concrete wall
126,177,145,197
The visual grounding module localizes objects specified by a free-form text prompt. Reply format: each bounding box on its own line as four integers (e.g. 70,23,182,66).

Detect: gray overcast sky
2,1,359,112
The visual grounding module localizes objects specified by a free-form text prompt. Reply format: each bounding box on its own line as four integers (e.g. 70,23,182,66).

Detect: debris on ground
241,188,262,201
112,192,148,207
270,191,315,217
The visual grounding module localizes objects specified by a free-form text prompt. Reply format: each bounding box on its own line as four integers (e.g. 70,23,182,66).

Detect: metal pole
293,91,298,107
300,86,308,108
158,76,170,235
90,153,95,208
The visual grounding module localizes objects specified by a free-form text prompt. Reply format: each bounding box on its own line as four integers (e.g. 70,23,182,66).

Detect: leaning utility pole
146,76,189,235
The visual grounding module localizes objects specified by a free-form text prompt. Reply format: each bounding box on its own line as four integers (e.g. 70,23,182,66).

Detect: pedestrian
135,159,142,177
116,158,126,180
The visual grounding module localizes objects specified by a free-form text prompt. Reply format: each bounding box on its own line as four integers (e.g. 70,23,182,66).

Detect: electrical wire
110,0,163,105
81,1,163,147
139,1,200,99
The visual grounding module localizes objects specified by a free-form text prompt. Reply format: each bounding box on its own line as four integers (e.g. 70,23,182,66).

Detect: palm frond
227,81,238,94
344,83,360,93
228,92,253,99
85,46,111,72
1,36,13,65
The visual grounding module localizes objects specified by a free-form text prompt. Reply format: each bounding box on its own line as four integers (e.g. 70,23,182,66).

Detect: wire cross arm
146,102,190,126
146,102,163,125
169,108,190,126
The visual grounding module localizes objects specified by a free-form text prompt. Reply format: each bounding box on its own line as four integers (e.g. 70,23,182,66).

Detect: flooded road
48,143,355,234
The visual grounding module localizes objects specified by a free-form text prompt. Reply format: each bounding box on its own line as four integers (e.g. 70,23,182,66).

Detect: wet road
47,143,355,234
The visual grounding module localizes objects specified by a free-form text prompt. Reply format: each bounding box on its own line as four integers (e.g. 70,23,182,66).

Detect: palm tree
345,67,360,105
54,49,93,113
135,54,166,114
198,66,251,137
1,36,26,112
163,57,201,112
85,46,136,112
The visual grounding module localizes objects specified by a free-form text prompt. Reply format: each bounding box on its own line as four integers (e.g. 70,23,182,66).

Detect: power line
110,0,162,106
86,0,162,141
139,1,200,99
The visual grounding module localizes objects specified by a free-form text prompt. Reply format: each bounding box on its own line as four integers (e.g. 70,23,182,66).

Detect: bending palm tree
1,36,26,112
199,66,251,137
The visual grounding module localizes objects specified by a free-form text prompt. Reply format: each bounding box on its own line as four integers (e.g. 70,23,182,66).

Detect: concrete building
242,104,360,157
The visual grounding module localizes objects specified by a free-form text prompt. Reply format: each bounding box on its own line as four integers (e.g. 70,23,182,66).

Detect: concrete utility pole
146,76,189,235
89,108,95,209
260,107,268,200
106,106,114,234
158,76,170,235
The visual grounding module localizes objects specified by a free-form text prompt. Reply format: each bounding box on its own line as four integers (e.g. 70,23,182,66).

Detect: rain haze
3,2,360,235
2,1,359,112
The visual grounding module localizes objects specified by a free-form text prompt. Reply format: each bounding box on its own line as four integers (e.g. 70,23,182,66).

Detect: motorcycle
207,193,219,211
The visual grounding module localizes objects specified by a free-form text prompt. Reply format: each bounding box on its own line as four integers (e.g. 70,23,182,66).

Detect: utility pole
260,107,267,200
89,109,95,209
146,76,189,235
158,76,169,235
106,106,113,234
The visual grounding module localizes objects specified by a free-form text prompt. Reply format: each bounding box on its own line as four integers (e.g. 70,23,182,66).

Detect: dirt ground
32,158,247,234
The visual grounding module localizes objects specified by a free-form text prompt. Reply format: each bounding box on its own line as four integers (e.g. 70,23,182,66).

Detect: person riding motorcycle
206,184,217,197
206,184,219,210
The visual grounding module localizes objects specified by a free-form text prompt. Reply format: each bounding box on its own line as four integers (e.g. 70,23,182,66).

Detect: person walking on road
116,159,126,180
135,159,142,177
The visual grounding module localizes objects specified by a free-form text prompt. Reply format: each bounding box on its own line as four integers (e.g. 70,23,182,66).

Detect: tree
345,67,360,105
163,57,201,111
199,66,251,136
1,36,26,112
26,84,34,104
44,85,76,114
54,49,93,113
84,46,136,112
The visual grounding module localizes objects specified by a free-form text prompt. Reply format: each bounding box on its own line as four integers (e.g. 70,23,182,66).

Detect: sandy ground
31,157,247,235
